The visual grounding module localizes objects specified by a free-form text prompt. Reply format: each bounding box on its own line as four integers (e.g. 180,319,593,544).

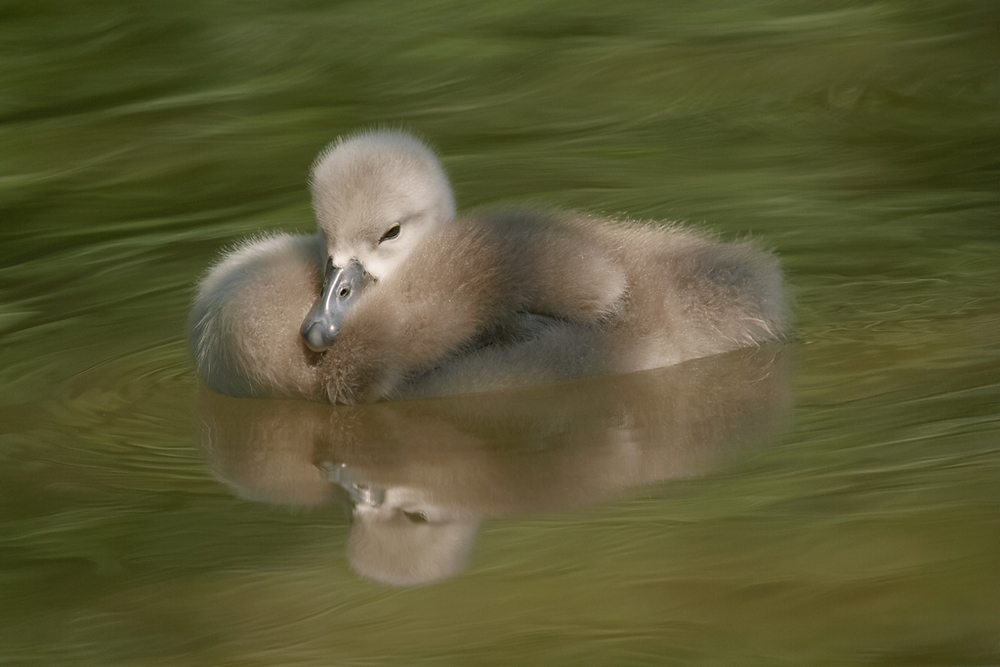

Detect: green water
2,1,998,664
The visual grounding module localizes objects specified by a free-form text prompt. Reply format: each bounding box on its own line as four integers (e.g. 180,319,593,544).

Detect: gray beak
300,259,367,352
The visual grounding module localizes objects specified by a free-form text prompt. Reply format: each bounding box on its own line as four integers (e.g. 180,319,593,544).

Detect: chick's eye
379,223,401,243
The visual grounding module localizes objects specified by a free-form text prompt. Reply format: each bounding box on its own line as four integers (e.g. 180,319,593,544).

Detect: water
2,1,998,664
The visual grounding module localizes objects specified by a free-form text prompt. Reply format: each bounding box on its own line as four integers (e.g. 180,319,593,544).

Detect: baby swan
300,131,457,352
189,130,788,403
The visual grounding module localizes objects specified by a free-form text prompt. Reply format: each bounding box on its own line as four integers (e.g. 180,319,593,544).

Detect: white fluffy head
310,130,456,280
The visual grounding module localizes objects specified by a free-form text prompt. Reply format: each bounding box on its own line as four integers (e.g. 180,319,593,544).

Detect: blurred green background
1,1,998,665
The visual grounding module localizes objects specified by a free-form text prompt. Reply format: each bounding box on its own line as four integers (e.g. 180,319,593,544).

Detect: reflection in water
195,345,791,585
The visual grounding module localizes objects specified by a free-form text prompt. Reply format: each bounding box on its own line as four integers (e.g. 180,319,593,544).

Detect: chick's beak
300,259,367,351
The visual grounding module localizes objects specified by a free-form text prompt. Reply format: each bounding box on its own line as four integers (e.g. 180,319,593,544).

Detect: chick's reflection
195,346,791,586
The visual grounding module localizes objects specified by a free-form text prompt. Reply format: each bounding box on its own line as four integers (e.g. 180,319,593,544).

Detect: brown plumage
189,130,789,404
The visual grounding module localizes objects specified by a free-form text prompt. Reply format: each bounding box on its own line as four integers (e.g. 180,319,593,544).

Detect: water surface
1,1,998,665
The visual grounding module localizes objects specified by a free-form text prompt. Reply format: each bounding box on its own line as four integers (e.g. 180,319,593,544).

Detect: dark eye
379,223,401,243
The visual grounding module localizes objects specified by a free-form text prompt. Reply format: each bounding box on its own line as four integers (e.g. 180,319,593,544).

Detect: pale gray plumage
189,130,789,404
